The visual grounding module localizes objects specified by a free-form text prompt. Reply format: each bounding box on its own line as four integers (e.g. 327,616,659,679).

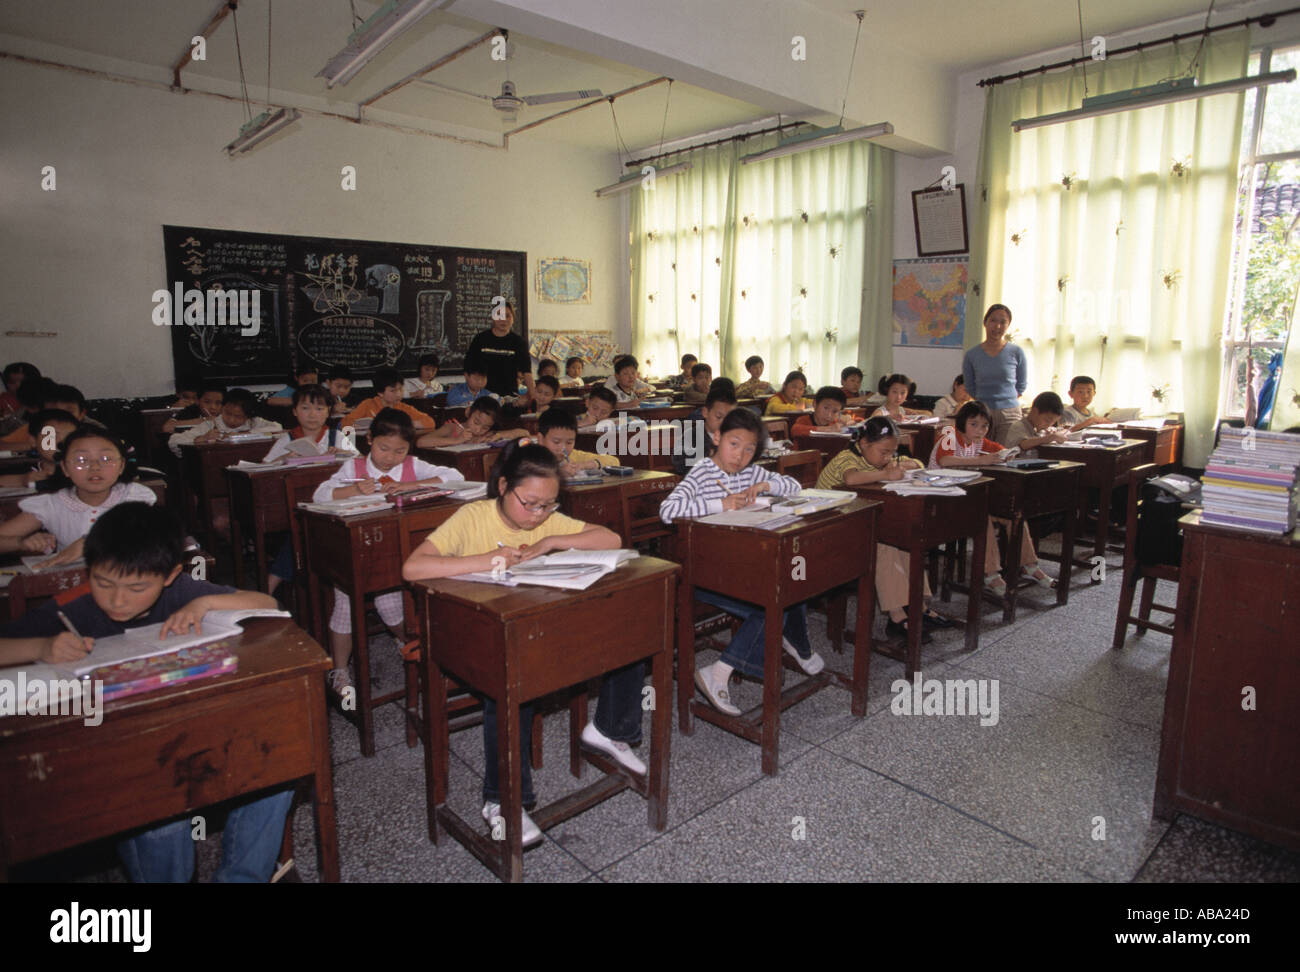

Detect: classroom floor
36,538,1300,883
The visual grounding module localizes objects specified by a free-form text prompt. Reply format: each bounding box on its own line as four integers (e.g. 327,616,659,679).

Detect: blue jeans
695,589,811,679
117,788,293,883
269,535,294,581
481,661,644,803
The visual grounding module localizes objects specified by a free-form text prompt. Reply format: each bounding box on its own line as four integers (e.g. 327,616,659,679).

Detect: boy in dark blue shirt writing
0,502,292,882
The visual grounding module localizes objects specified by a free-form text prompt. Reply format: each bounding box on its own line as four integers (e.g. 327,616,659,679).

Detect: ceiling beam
171,0,236,89
359,27,501,108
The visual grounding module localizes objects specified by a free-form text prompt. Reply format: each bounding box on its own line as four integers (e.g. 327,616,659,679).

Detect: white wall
0,56,622,398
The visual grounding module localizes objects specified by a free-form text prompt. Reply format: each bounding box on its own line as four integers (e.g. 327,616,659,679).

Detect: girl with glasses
402,442,638,848
0,425,154,566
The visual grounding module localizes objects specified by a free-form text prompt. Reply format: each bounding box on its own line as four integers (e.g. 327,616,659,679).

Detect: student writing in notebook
530,375,560,415
576,386,619,429
341,367,432,429
313,409,461,693
929,400,1056,593
1002,391,1068,458
658,408,822,715
536,408,619,477
262,385,348,462
0,502,291,883
816,416,952,642
0,426,156,567
1061,376,1107,430
404,354,445,398
168,388,282,456
415,397,527,448
326,366,356,417
402,443,641,846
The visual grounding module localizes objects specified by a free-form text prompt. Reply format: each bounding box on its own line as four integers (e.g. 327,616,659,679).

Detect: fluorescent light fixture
316,0,438,88
224,107,301,155
1012,69,1297,131
739,122,893,164
595,161,692,198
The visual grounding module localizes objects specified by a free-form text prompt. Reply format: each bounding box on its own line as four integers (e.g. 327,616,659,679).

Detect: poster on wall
529,330,619,372
892,257,967,347
536,257,592,304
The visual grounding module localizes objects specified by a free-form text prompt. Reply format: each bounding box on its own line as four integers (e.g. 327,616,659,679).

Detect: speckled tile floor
23,546,1299,884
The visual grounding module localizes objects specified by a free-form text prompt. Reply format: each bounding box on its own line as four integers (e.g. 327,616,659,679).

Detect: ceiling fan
415,31,601,124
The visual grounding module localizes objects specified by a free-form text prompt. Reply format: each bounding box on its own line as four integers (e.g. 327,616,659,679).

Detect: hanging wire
608,98,632,165
233,4,252,122
656,79,673,158
1077,0,1089,98
266,0,273,109
349,0,361,29
1184,0,1217,77
836,11,865,129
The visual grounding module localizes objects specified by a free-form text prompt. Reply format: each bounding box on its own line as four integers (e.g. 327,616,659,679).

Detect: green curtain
630,134,893,384
970,29,1249,466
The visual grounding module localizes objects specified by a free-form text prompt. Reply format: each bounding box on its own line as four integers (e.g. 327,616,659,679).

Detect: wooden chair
1112,463,1182,649
281,474,324,635
777,449,822,488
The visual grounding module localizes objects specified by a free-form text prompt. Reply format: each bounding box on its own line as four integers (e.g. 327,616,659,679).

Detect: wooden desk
180,440,278,549
0,477,167,524
845,479,990,677
615,403,695,424
755,449,823,488
299,498,468,755
138,407,183,468
1154,513,1300,850
792,431,851,462
672,499,880,775
1115,422,1184,469
0,618,339,881
227,461,346,591
416,444,498,482
417,557,677,881
948,461,1083,622
560,470,678,547
576,425,679,472
1037,440,1147,559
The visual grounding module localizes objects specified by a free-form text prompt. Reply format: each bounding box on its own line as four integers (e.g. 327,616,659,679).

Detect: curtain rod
624,121,809,168
977,5,1300,87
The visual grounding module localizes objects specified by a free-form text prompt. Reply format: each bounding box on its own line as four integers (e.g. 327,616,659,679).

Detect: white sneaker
694,665,741,716
783,638,825,675
580,722,646,775
481,801,542,846
327,668,353,695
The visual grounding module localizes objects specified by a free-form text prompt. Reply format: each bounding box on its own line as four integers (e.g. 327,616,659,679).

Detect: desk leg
1003,515,1025,624
424,654,448,843
966,523,986,652
231,513,246,589
851,560,876,717
677,579,695,735
761,604,783,776
1058,499,1075,606
1094,479,1111,562
648,577,673,829
352,591,375,758
498,685,525,883
308,676,341,882
253,518,268,593
905,544,925,679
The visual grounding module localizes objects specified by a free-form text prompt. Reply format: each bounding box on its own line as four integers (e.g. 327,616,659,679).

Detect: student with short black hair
764,371,811,415
537,359,560,379
536,407,620,476
532,374,560,414
416,396,527,447
683,362,713,405
1062,376,1106,430
405,354,445,398
933,375,972,420
342,367,432,429
674,383,738,475
314,408,462,691
403,442,635,846
840,366,870,406
263,385,345,461
872,373,931,421
446,357,499,407
0,502,290,883
560,356,585,388
791,386,850,437
171,374,202,409
326,365,356,417
668,353,699,391
736,355,776,398
162,380,225,434
577,386,619,428
659,408,820,713
1002,391,1068,458
267,366,321,408
604,354,655,403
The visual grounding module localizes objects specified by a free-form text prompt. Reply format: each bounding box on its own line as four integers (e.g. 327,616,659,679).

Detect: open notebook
453,548,639,590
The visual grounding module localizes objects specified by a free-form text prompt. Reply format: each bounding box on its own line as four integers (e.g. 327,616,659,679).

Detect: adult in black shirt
464,302,532,398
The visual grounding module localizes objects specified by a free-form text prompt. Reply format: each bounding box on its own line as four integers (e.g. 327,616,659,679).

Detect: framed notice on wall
911,184,969,257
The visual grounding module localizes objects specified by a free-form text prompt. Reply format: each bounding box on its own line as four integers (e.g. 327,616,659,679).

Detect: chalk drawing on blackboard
365,264,401,314
186,274,282,367
297,315,407,369
301,253,367,315
411,289,452,354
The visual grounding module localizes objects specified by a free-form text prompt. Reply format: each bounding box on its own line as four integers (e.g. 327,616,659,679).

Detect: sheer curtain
630,134,892,386
969,30,1249,466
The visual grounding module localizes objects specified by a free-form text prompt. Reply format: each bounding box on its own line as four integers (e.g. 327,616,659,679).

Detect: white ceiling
0,0,1274,154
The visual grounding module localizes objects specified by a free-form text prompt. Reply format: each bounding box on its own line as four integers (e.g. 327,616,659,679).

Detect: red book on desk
83,642,239,702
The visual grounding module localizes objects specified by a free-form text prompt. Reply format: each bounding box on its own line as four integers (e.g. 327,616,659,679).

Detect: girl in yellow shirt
402,443,641,847
764,370,813,415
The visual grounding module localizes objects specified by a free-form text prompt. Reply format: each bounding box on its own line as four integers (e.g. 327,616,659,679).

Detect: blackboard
161,225,527,384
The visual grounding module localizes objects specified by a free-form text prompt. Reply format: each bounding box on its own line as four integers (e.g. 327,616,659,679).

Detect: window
1221,46,1300,420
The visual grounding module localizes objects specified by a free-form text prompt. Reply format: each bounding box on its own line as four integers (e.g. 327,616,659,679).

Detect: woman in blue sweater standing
961,303,1027,446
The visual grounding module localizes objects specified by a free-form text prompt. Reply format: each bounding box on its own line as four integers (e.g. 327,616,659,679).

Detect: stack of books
1201,427,1300,535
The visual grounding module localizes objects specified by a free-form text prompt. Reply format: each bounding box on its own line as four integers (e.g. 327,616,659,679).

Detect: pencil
56,611,85,642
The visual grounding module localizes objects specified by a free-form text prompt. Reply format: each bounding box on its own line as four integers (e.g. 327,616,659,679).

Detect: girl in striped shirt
658,408,821,715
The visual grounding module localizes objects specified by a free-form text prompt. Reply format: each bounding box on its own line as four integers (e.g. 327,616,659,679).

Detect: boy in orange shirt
341,367,432,430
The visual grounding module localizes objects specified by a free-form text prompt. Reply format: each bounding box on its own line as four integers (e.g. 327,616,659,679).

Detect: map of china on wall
892,258,967,347
537,257,592,304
